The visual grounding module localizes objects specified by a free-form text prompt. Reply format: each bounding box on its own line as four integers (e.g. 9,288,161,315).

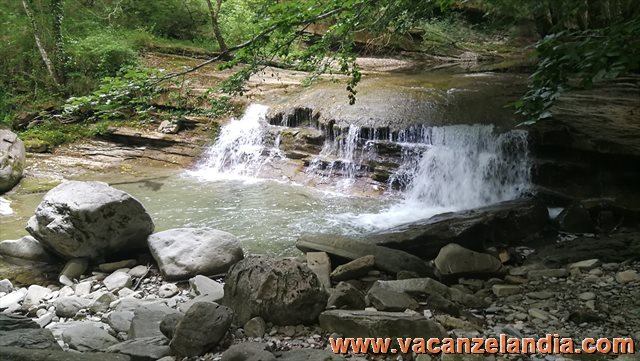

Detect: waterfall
191,103,531,228
189,104,279,180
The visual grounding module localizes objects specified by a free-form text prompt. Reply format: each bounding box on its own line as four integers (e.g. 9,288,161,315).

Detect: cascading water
190,103,531,230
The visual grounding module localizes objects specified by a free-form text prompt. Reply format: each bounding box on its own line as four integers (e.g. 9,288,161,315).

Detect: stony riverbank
1,180,639,361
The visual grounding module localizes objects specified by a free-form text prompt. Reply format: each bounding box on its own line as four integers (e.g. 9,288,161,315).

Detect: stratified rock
107,336,170,361
279,349,346,361
62,323,119,352
0,347,131,361
327,282,366,310
26,181,154,260
367,283,418,311
148,228,244,280
434,243,504,279
221,342,275,361
170,302,233,357
369,198,549,259
319,310,446,338
330,255,376,282
0,314,40,331
296,236,430,276
223,257,328,325
0,328,61,350
0,236,53,262
556,204,594,233
0,129,26,193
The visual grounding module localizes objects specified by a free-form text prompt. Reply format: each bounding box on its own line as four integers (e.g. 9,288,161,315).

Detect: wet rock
434,243,504,279
170,302,233,357
0,236,53,262
26,181,154,260
104,272,132,292
0,328,61,350
369,198,549,259
306,252,331,289
148,227,244,280
615,270,640,284
319,309,446,338
556,204,594,233
492,285,521,297
159,313,183,340
62,323,119,352
106,311,135,333
279,349,346,361
189,275,224,301
0,313,40,331
0,129,26,193
367,283,418,311
221,342,275,361
129,303,180,339
158,284,179,298
223,257,328,325
0,347,132,361
54,296,91,318
297,235,431,276
107,336,171,361
330,255,376,282
99,260,137,273
327,282,366,310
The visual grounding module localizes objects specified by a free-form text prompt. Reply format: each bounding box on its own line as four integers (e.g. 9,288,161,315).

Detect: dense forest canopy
1,0,639,132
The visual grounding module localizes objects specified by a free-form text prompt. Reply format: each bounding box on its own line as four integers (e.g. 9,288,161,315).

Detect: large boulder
25,181,154,260
0,328,61,350
169,302,233,357
148,228,244,280
0,129,26,194
223,257,328,325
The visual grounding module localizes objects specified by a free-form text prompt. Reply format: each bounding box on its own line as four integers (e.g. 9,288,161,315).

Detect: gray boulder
159,313,183,340
62,323,119,352
129,303,179,339
327,282,366,310
0,129,26,193
107,336,170,361
319,310,446,338
54,296,91,318
0,328,61,350
170,302,233,357
330,255,375,282
223,257,328,325
148,228,244,280
105,311,135,333
434,243,504,279
0,236,53,262
367,283,418,311
26,181,154,260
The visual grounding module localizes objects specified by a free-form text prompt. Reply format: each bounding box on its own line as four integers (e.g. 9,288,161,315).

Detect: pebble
578,292,596,301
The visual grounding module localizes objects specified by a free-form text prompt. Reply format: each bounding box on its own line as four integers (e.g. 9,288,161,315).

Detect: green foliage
19,120,109,147
63,66,162,122
117,0,209,40
517,18,640,120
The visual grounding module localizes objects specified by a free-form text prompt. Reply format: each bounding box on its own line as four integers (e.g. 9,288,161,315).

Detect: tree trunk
205,0,228,52
51,0,66,86
22,0,62,89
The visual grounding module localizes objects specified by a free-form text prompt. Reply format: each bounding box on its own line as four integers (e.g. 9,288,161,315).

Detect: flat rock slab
0,329,61,350
0,347,131,361
296,236,430,276
319,310,446,338
0,314,40,331
330,255,375,282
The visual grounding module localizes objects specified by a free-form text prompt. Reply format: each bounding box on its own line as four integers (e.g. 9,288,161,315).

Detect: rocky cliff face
527,76,640,211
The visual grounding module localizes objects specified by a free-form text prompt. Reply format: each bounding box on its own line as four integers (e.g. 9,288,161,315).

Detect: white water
191,104,531,230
